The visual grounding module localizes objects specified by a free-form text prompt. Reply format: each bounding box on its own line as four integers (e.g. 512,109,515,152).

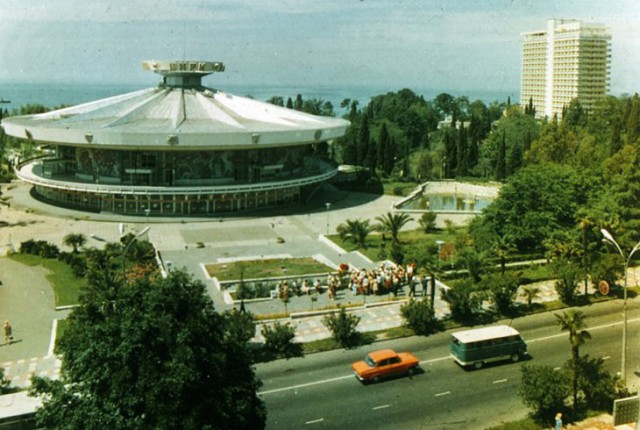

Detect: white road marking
259,316,640,396
493,379,508,384
527,317,640,344
435,391,451,397
420,356,451,365
259,375,352,395
373,404,390,410
306,418,324,424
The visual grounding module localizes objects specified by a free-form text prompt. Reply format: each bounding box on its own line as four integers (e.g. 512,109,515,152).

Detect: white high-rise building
521,19,611,119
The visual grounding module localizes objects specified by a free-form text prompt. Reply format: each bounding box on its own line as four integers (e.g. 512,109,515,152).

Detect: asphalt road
256,299,640,430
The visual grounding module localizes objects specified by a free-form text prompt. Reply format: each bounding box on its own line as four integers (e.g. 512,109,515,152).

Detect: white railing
16,160,337,196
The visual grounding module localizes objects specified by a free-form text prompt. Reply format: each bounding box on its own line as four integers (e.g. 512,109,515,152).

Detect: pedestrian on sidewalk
4,320,13,344
555,412,563,430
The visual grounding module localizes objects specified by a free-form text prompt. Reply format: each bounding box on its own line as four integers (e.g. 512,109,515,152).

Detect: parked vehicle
352,349,420,383
450,325,527,369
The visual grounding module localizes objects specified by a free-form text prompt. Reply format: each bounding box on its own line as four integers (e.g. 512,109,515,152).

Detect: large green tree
470,162,598,254
30,267,266,430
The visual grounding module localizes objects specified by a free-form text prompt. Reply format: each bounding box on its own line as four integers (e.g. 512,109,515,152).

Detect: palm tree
457,248,487,283
63,233,87,253
555,310,591,409
336,219,375,249
492,233,515,275
375,212,412,245
521,285,540,310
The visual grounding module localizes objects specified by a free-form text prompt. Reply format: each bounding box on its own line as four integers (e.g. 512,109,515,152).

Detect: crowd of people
274,262,429,302
345,262,425,297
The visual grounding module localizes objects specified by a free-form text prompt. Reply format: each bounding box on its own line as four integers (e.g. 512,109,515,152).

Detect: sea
0,81,519,114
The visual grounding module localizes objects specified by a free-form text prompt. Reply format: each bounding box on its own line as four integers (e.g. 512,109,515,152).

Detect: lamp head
601,228,615,243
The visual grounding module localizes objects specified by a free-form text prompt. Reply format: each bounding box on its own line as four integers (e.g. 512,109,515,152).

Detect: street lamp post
325,202,331,235
601,228,640,384
122,227,150,285
436,240,445,269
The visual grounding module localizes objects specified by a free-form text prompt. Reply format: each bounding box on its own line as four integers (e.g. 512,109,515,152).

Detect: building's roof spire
142,60,225,88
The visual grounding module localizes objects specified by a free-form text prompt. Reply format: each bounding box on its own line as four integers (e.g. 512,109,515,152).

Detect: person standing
555,412,563,430
4,320,12,344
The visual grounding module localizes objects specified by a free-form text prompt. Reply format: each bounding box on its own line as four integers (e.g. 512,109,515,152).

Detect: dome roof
2,61,350,150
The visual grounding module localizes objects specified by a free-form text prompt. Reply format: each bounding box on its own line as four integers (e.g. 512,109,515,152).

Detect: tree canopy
30,265,265,430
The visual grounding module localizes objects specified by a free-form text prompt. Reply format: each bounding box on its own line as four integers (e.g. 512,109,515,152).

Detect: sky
1,0,638,96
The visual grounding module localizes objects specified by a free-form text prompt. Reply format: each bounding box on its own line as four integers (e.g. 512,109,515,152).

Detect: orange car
352,349,420,383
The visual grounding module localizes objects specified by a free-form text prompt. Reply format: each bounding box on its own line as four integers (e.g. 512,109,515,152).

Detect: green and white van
450,325,528,369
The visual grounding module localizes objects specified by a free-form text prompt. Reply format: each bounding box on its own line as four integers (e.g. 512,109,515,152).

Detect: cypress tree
610,118,622,155
456,123,468,176
377,122,392,174
357,115,370,167
443,129,456,178
626,94,640,146
495,132,506,181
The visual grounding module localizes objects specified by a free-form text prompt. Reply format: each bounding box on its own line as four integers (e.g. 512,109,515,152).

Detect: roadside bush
485,272,521,315
519,363,570,424
322,306,362,349
261,322,303,360
554,262,580,304
576,355,622,411
441,282,483,323
223,309,256,344
400,298,441,336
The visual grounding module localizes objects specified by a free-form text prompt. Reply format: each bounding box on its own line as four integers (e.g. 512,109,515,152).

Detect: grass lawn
381,180,420,197
484,417,539,430
205,257,335,281
56,318,69,346
9,254,85,307
328,228,459,262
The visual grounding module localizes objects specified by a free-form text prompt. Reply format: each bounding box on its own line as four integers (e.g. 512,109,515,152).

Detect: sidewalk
251,286,451,344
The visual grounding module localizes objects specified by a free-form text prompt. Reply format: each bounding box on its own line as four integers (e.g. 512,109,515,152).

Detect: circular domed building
2,61,349,216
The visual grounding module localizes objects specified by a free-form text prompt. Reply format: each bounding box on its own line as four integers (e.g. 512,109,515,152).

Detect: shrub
235,282,254,300
576,355,621,411
554,262,580,304
223,309,256,344
261,322,303,360
400,299,441,336
322,306,362,348
485,272,521,315
518,363,570,424
0,368,12,394
19,240,60,259
418,211,437,233
57,252,87,277
441,282,483,323
254,283,271,299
